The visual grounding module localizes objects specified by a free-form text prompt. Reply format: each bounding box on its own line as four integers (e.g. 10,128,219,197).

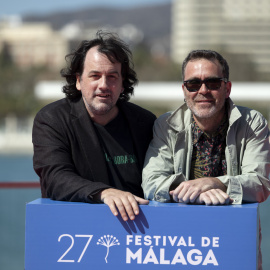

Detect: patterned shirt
190,111,229,180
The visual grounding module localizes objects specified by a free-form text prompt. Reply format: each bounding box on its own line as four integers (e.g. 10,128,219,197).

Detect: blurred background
0,0,269,269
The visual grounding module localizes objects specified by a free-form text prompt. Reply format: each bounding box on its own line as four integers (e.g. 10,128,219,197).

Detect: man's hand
195,189,233,205
169,177,227,203
94,188,149,221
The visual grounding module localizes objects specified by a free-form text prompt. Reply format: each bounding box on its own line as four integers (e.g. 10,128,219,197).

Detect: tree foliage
0,49,53,118
133,43,182,82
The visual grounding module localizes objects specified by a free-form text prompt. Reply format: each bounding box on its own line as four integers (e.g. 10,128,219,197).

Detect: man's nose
198,82,209,94
99,76,108,89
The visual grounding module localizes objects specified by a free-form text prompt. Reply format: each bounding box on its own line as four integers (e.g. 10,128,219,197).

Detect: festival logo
97,235,120,263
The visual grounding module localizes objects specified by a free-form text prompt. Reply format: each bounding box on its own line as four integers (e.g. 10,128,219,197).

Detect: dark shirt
190,112,229,180
94,111,143,197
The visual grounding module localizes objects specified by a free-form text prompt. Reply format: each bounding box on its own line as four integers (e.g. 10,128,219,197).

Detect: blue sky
1,0,171,16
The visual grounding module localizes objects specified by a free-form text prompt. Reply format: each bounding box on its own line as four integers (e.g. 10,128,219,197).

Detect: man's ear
182,83,186,96
226,81,232,98
76,74,81,91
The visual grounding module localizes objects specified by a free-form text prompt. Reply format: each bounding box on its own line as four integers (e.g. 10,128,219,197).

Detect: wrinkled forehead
184,58,223,79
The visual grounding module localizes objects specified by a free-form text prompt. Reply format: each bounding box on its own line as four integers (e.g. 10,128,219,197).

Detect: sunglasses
184,78,228,92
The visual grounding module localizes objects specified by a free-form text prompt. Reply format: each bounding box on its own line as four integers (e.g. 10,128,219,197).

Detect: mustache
193,94,214,101
94,90,112,95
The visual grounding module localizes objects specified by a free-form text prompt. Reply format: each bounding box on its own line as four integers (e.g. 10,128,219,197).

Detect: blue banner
25,199,259,269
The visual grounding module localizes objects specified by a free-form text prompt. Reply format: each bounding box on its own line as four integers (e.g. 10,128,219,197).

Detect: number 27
57,234,93,263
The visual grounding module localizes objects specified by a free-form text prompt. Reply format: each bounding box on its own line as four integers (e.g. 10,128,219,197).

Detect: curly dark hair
182,49,230,81
60,30,138,101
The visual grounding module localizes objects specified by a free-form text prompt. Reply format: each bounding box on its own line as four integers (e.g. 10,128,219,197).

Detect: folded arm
169,177,232,205
33,111,109,202
142,116,187,202
217,114,270,204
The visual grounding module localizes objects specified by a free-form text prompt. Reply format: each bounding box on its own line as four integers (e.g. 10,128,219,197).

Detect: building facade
171,0,270,75
0,18,68,70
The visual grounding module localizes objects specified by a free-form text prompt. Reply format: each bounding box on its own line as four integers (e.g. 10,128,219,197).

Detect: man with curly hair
32,31,156,221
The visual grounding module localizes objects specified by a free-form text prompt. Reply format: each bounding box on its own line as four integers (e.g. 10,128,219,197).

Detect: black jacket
32,97,156,202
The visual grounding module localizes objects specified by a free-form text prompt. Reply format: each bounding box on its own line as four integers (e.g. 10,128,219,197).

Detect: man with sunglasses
142,49,270,207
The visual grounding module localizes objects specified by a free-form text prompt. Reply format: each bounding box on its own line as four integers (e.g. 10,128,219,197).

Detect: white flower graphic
97,235,120,263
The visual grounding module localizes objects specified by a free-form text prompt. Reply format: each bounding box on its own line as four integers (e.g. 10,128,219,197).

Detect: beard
85,99,115,116
185,96,226,120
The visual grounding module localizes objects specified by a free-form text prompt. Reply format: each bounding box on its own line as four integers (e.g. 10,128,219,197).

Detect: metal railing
0,181,40,188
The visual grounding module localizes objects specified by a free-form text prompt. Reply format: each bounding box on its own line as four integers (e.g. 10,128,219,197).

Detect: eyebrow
185,76,221,81
88,70,120,76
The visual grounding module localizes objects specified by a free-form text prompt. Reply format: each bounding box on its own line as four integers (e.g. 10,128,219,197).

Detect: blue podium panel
25,199,259,270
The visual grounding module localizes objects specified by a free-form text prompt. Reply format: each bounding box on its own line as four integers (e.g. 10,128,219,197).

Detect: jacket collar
69,97,110,185
227,98,242,126
70,96,87,118
167,102,192,132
